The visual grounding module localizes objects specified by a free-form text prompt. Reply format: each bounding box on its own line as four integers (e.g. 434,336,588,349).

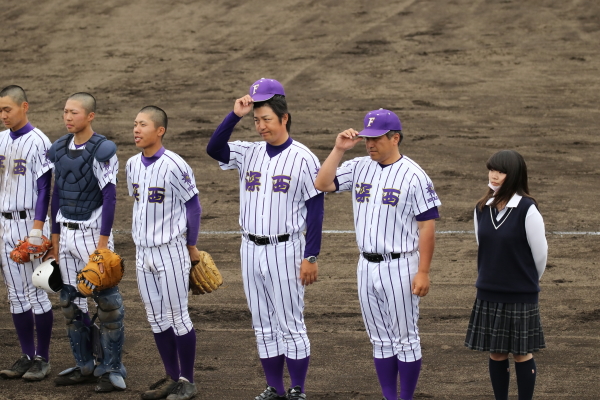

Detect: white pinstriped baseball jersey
219,140,321,236
336,155,442,254
54,139,118,227
0,128,52,213
126,150,199,247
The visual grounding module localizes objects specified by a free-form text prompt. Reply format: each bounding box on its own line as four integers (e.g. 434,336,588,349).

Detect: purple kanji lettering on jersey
355,183,372,203
426,182,439,203
182,172,195,191
0,155,5,169
102,160,111,170
132,183,140,202
148,187,166,203
382,188,401,206
272,175,291,193
245,171,261,192
13,159,27,175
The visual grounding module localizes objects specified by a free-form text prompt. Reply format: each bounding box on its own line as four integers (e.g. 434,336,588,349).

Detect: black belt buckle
63,222,80,230
248,233,290,246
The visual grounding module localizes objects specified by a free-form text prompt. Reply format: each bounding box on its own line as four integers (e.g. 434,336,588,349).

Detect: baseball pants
58,224,114,313
358,253,422,362
0,212,52,314
241,234,310,360
136,235,193,336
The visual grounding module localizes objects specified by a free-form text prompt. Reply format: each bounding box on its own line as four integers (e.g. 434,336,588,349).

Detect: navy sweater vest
475,196,540,304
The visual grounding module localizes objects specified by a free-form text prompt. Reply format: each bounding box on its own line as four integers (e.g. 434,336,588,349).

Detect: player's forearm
97,235,109,249
206,111,241,163
315,148,345,192
185,194,201,246
34,170,52,223
100,183,116,237
417,219,436,273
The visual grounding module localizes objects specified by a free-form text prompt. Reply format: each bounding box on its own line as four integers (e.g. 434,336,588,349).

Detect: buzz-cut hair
139,105,168,133
385,129,404,145
0,85,28,105
68,92,96,114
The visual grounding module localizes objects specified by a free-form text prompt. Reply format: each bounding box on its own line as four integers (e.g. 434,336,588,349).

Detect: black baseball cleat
95,372,126,392
142,375,179,400
287,386,307,400
54,367,96,386
166,378,197,400
255,385,287,400
0,354,33,379
22,356,51,381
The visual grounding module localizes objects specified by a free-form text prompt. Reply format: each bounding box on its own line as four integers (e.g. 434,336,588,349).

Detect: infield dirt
0,0,599,399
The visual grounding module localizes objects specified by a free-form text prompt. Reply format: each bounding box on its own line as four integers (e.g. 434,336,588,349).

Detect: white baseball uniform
54,140,118,313
0,127,52,314
126,149,198,336
335,155,441,361
220,139,321,359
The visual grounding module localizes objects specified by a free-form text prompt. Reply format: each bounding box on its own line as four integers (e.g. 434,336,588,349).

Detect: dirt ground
1,0,599,398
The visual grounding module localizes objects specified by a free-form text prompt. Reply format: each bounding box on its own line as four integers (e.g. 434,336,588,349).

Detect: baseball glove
10,236,52,264
190,251,223,295
76,249,124,297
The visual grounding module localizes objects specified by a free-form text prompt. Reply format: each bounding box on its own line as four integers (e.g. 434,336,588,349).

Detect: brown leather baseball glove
190,251,223,295
10,236,52,264
76,249,124,296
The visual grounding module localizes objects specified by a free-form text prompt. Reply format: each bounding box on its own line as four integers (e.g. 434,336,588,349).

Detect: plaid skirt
464,299,545,355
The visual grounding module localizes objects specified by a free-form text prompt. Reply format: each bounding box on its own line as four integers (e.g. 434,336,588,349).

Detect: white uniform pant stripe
58,225,114,313
241,236,310,360
358,255,422,362
0,217,52,314
136,235,193,336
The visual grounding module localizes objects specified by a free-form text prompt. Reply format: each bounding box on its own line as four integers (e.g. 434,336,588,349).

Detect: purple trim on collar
378,154,403,169
9,122,34,140
266,136,293,158
73,132,98,148
141,146,166,167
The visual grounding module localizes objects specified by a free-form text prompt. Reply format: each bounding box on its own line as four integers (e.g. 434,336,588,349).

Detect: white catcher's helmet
32,259,63,293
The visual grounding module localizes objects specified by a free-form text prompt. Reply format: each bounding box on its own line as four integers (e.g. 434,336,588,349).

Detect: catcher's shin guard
60,285,95,375
92,286,127,383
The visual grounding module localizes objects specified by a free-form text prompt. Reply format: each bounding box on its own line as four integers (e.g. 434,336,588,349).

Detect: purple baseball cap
357,109,402,137
249,78,285,102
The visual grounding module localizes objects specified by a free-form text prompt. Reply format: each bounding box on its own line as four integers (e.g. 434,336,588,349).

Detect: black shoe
22,356,51,381
166,379,197,400
54,367,96,386
255,385,287,400
95,372,126,392
0,355,33,379
287,386,306,400
142,375,179,399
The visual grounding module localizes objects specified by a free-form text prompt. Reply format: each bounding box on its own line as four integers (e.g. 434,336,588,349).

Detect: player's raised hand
233,95,254,118
334,129,363,151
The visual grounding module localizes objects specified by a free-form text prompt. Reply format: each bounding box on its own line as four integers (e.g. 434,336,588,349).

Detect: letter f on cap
367,117,376,127
252,84,260,95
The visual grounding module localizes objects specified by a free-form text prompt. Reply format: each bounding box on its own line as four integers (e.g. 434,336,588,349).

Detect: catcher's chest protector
48,134,116,221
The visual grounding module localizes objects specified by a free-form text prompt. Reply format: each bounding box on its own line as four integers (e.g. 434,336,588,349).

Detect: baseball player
46,92,126,392
206,78,324,400
314,109,441,400
0,85,54,381
126,106,200,400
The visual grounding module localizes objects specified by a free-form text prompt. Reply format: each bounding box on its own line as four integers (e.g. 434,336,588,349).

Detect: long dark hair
476,150,537,211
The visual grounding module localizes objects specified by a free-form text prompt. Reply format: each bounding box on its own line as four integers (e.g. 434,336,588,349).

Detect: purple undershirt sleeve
185,194,201,246
304,192,324,258
34,170,52,222
100,183,116,237
206,111,242,164
415,206,440,221
333,177,340,192
51,183,60,234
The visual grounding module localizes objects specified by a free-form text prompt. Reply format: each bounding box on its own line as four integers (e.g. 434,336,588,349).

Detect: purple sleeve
304,192,324,258
415,206,439,221
206,111,242,163
34,170,52,222
185,194,201,246
51,182,60,234
100,183,116,237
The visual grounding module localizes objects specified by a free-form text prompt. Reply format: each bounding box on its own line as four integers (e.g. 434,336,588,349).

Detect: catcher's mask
32,259,64,293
